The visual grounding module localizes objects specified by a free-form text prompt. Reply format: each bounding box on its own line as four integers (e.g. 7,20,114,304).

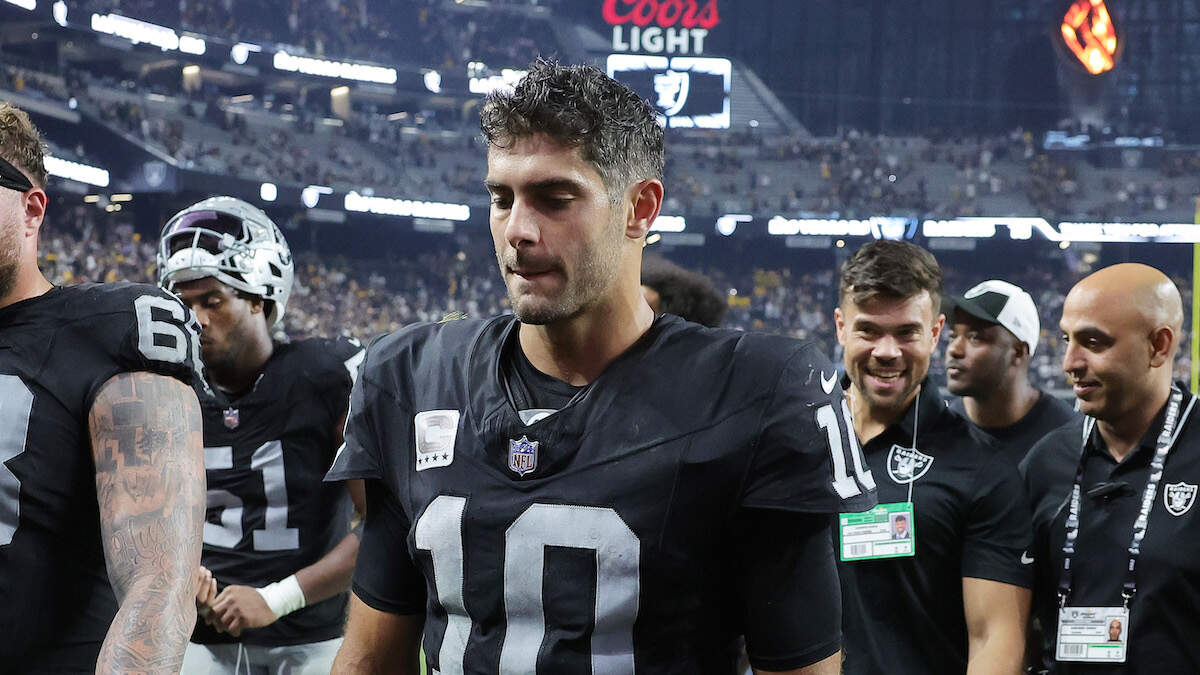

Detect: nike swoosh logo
821,371,837,395
1020,552,1034,565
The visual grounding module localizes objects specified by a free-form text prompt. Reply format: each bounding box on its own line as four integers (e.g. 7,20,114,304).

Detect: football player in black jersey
327,60,876,674
0,102,206,673
156,197,365,673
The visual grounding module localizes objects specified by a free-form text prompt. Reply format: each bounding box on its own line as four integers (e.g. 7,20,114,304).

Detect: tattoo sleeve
89,371,205,674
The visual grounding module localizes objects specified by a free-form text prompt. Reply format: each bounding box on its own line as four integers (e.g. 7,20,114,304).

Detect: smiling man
326,60,875,674
1021,264,1200,673
834,241,1032,675
944,280,1077,463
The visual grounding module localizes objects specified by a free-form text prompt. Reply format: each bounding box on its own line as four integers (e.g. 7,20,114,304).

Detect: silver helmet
157,196,293,326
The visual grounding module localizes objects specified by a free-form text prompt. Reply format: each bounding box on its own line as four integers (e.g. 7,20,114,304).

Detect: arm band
255,574,307,619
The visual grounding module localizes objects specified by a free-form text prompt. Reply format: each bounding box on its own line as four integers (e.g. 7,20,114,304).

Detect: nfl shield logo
508,436,539,477
223,407,239,430
886,444,934,484
1164,482,1198,516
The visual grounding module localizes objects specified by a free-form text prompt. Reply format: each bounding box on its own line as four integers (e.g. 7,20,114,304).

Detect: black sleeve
85,284,205,409
737,509,842,671
351,478,426,615
962,453,1035,588
742,343,877,514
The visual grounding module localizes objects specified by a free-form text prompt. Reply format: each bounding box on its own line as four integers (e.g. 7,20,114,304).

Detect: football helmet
157,196,293,326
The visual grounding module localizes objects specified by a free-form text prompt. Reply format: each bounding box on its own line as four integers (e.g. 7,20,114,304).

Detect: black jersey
950,390,1079,464
0,283,200,673
838,382,1034,675
1021,390,1200,674
193,336,362,647
328,315,877,674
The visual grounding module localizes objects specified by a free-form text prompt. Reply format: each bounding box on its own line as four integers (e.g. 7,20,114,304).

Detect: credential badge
1164,481,1197,516
508,436,539,477
414,410,460,472
886,444,934,484
222,407,239,430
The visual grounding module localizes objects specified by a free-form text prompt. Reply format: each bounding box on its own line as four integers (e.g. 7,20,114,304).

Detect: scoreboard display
606,54,731,129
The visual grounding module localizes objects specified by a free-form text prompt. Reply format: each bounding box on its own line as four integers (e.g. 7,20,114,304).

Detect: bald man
1020,264,1200,673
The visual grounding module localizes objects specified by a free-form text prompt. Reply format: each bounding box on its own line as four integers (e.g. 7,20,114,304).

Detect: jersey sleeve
741,343,878,514
325,334,403,483
962,452,1035,588
313,336,366,430
351,478,426,615
81,283,204,410
737,509,842,670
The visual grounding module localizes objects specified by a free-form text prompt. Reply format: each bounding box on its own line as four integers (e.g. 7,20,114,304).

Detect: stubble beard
503,215,625,326
0,223,22,301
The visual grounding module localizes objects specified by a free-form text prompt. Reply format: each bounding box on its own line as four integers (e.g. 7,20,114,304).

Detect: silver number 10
416,496,641,675
817,400,875,499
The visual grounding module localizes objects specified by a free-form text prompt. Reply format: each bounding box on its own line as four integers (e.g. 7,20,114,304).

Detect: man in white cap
945,279,1078,463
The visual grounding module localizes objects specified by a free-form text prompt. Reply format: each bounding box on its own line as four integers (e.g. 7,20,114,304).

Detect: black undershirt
504,336,585,414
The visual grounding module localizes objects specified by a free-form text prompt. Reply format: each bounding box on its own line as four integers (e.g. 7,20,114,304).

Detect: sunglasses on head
0,154,35,193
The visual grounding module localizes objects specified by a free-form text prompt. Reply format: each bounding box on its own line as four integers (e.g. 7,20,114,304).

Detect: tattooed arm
89,371,205,674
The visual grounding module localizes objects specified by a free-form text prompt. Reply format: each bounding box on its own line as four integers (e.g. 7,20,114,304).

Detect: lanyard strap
1058,386,1183,607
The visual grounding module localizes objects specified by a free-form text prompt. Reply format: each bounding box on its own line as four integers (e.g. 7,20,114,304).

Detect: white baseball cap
947,280,1040,356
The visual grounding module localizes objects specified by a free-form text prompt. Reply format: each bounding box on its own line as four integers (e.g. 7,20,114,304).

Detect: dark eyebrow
853,318,924,333
485,178,586,194
1063,326,1113,342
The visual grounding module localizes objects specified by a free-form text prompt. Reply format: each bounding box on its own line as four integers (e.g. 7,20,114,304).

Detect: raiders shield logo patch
414,410,459,472
887,444,934,484
508,436,539,477
1164,482,1197,516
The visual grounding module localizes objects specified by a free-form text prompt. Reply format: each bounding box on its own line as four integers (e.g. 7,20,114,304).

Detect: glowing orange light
1061,0,1119,75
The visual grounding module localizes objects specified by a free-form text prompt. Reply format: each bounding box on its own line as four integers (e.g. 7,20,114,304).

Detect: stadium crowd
38,203,1193,395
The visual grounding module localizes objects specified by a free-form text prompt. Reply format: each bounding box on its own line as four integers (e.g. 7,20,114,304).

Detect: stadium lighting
4,0,35,11
83,195,99,203
387,111,408,121
91,12,205,54
344,191,470,221
423,70,442,94
230,41,261,65
44,156,109,187
1060,0,1119,75
182,64,200,75
646,233,662,245
110,193,132,202
330,85,350,97
1060,240,1072,249
52,0,67,25
259,182,277,202
651,216,687,232
301,185,332,209
273,50,397,85
716,214,751,236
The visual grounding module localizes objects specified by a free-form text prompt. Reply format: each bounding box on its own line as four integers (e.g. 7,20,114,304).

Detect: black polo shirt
1021,387,1200,674
839,381,1034,675
951,390,1080,464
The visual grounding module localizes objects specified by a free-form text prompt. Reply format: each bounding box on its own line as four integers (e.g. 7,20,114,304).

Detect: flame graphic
1061,0,1119,75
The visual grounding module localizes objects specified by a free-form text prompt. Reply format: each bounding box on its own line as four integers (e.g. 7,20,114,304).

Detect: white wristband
255,575,307,619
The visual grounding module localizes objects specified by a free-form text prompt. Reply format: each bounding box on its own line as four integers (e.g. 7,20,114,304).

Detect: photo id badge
839,502,916,561
1056,606,1129,663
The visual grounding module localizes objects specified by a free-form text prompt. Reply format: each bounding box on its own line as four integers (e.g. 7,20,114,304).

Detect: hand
195,566,217,614
207,584,278,637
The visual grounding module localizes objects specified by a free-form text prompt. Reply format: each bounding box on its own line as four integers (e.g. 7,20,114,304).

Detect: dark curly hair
642,256,727,327
480,58,665,201
0,102,48,188
839,240,943,314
